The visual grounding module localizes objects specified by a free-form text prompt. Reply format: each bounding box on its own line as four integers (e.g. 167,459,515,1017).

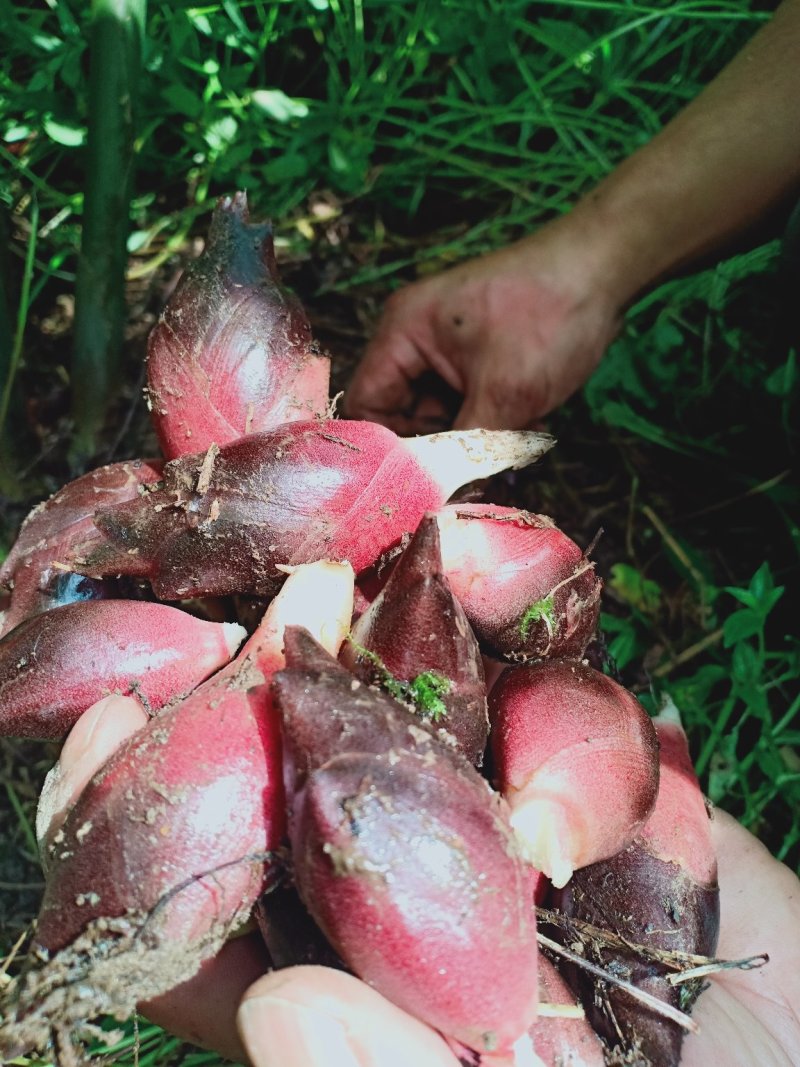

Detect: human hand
39,697,800,1067
237,809,800,1067
345,217,624,433
680,808,800,1067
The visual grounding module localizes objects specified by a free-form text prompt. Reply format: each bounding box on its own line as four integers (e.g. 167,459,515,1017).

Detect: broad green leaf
762,588,785,613
222,0,252,40
601,615,644,671
263,153,311,182
725,567,784,617
723,608,761,648
652,319,684,353
667,664,728,712
126,231,150,253
527,18,594,62
725,587,758,610
758,743,790,780
765,352,797,397
162,83,203,119
4,124,32,142
609,562,661,614
595,402,692,454
215,140,256,175
59,47,85,90
252,89,310,122
28,68,56,92
606,628,639,670
732,641,761,687
204,115,238,153
32,33,62,52
43,116,85,146
708,732,739,804
749,561,774,601
187,10,213,35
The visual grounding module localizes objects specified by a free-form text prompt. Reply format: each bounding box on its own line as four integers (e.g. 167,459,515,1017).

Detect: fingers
455,385,538,432
453,352,553,431
349,283,550,434
712,808,800,959
237,965,461,1067
710,809,800,1006
346,230,621,433
36,693,148,863
345,280,467,434
344,323,432,431
681,982,793,1067
678,809,800,1067
141,931,270,1065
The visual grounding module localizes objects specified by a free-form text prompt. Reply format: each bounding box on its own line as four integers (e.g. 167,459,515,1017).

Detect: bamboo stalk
71,0,146,461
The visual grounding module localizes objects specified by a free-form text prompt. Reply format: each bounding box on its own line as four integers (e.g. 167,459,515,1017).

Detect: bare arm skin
345,0,800,431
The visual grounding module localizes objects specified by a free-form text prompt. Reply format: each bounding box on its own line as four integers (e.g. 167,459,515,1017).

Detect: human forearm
569,0,800,307
347,2,800,430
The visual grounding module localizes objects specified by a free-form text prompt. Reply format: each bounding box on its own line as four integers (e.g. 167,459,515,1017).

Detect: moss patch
348,640,452,722
519,594,556,640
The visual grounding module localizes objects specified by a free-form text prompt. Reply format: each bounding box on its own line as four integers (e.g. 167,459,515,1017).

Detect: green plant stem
0,203,11,392
695,692,739,777
71,0,145,461
5,781,39,860
0,200,38,499
735,691,800,783
0,202,38,437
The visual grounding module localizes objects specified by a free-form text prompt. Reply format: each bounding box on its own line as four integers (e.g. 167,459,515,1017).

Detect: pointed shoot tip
654,693,684,729
405,429,555,500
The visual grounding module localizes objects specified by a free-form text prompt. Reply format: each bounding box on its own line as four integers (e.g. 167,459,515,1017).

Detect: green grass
1,1,797,1063
1,2,769,265
3,1019,222,1067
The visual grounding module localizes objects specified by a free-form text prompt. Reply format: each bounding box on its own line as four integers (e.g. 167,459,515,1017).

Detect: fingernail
63,696,113,761
238,997,361,1067
62,694,146,770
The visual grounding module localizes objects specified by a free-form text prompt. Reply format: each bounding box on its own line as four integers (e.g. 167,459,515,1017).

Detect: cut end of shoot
509,796,574,888
221,621,248,657
654,692,683,728
265,561,355,659
404,429,555,500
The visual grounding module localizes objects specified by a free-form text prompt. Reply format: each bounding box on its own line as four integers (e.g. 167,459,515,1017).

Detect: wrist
562,165,677,311
515,198,646,318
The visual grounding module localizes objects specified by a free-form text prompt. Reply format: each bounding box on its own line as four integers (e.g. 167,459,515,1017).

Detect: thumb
36,694,148,865
237,966,460,1067
454,393,507,431
454,387,532,432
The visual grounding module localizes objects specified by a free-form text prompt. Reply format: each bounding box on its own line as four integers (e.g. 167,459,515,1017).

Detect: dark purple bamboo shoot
0,458,162,637
550,701,719,1065
63,423,553,600
273,628,538,1055
435,504,601,662
340,514,488,764
146,193,331,458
